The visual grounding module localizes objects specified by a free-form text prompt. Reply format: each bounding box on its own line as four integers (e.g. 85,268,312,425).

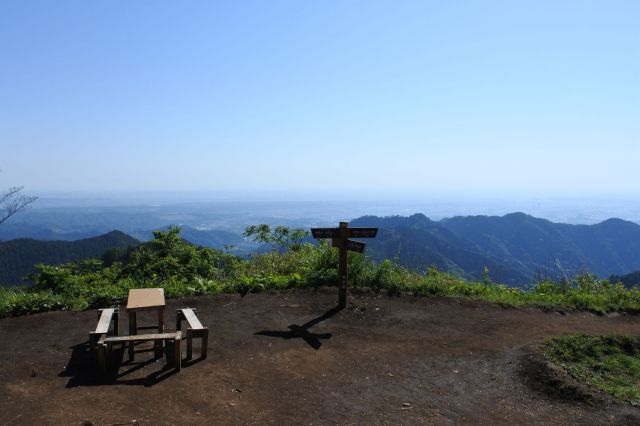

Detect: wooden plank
127,288,165,309
311,228,340,239
103,332,180,343
94,308,115,334
344,239,366,253
182,308,204,330
135,325,161,330
348,228,378,238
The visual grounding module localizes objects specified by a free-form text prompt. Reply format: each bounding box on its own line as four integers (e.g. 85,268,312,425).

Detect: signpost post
311,221,378,308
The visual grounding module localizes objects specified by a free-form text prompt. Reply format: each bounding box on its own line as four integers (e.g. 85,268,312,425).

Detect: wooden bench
89,308,119,352
96,331,182,373
176,308,208,360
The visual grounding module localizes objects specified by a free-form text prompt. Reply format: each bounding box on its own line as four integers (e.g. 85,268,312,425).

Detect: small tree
243,224,310,252
0,172,37,225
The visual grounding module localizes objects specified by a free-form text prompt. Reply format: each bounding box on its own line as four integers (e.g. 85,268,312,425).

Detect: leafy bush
0,287,67,317
2,226,640,318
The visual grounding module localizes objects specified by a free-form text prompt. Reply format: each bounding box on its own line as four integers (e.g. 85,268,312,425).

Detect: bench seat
96,331,182,373
176,308,209,360
103,332,179,343
89,308,119,352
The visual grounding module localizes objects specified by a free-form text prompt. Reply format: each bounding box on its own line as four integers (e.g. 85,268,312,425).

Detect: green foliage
0,287,67,317
0,230,139,285
610,270,640,289
543,334,640,405
2,225,640,318
243,224,310,251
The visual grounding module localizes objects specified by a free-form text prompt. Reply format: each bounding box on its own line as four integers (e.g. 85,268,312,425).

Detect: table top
127,288,165,310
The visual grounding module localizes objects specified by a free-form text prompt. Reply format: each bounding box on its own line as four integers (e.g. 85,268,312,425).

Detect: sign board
344,239,366,253
310,221,379,308
312,227,378,239
311,228,340,239
348,228,378,238
332,238,365,253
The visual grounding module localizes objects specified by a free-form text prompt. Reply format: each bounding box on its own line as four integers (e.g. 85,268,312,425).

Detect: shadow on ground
59,340,204,387
254,305,342,349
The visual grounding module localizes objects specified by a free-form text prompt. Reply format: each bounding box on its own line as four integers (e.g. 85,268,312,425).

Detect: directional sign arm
344,239,366,253
347,228,378,238
311,228,340,239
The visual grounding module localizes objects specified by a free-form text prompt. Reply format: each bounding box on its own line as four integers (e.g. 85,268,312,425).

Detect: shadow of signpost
255,305,342,350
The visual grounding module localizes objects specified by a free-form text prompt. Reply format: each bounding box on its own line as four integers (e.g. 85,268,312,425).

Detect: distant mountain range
129,225,244,250
0,231,140,285
0,223,247,251
3,212,640,288
351,213,640,287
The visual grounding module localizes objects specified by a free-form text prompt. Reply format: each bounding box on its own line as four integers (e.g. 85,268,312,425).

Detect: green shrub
0,287,67,317
543,334,640,405
3,226,640,317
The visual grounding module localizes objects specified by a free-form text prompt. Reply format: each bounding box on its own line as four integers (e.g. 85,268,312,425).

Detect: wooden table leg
128,311,136,361
157,308,165,356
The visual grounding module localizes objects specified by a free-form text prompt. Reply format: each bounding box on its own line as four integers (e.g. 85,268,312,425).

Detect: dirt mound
1,288,639,425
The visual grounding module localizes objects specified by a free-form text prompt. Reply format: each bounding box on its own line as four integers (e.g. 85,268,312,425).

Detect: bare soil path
1,288,639,425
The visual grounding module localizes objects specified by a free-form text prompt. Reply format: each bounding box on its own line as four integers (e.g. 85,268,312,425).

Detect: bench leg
90,333,98,366
154,341,161,359
97,343,107,374
106,341,114,372
186,330,193,360
201,329,208,359
176,309,183,331
174,337,182,372
89,333,98,353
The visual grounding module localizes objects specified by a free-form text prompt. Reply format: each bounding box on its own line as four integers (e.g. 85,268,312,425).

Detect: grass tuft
543,334,640,405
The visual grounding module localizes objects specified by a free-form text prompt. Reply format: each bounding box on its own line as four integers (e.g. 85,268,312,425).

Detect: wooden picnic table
126,288,165,359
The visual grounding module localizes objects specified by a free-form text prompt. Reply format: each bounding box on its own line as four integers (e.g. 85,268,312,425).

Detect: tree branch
0,186,24,205
0,187,38,225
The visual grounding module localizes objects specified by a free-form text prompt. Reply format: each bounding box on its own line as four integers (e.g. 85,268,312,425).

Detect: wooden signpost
311,221,378,308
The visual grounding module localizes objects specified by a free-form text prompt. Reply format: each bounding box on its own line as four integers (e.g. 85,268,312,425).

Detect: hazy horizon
2,1,639,196
10,191,640,227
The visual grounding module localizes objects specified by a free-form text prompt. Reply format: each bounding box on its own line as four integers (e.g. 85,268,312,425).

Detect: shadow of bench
96,331,182,374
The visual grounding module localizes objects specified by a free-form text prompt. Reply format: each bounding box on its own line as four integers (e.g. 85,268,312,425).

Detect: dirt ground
1,288,639,425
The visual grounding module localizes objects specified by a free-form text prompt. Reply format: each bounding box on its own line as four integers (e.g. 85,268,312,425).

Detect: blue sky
1,1,638,196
